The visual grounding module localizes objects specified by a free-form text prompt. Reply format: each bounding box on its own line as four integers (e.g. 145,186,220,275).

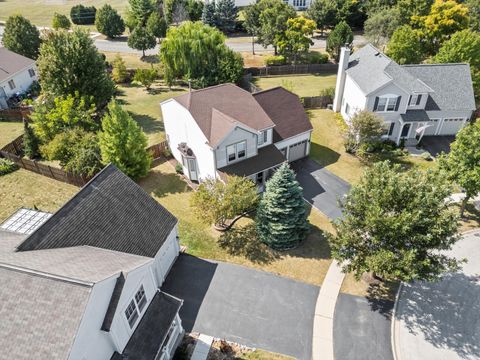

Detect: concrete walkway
312,260,345,360
191,334,214,360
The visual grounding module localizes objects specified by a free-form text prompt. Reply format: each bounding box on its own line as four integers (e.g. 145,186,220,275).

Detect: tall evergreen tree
2,15,41,59
95,4,125,38
256,163,309,250
128,0,155,26
99,101,152,179
326,20,353,62
215,0,237,32
202,1,217,27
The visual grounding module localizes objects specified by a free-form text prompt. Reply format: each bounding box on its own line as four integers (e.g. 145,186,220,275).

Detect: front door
401,123,411,138
188,158,198,181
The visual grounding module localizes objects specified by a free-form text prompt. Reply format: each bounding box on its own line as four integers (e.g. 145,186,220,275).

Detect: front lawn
116,83,187,146
103,52,159,70
139,160,333,286
0,121,23,148
252,73,337,97
308,109,435,184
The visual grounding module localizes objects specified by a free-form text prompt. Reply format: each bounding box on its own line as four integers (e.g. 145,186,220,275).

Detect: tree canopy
127,25,157,57
306,0,338,34
37,29,115,107
364,7,401,46
2,15,41,59
52,13,71,30
439,121,480,217
146,11,167,38
386,25,423,64
329,161,460,282
70,5,96,25
95,4,125,38
277,16,316,64
326,21,353,62
99,101,151,179
256,163,310,250
160,21,243,87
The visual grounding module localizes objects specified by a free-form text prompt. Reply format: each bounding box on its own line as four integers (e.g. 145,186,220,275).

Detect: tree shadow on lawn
218,210,331,265
397,273,480,358
131,114,164,135
138,164,189,198
309,142,341,168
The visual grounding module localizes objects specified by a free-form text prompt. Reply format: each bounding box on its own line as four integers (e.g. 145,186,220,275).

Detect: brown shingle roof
253,87,313,142
0,47,35,83
174,83,275,146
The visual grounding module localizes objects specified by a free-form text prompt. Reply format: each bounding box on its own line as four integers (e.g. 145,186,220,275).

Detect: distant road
0,24,366,56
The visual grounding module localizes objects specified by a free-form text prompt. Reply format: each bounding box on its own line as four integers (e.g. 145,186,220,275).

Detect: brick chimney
333,46,351,113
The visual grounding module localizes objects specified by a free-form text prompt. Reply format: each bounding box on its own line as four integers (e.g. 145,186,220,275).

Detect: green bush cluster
0,159,18,176
70,5,96,25
265,55,286,66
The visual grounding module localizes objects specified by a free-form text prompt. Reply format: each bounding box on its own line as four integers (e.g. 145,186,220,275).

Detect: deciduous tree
133,68,158,89
146,11,167,38
386,25,423,64
99,101,151,179
243,4,261,54
128,25,157,58
277,16,316,64
37,29,115,107
95,4,125,38
439,121,480,217
326,21,353,62
306,0,338,35
2,15,41,59
344,110,384,153
191,176,259,227
329,161,460,282
111,54,128,83
364,7,401,47
256,163,309,250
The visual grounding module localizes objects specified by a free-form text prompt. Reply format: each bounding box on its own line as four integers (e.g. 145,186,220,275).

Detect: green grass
116,83,187,146
0,121,23,148
103,52,159,70
240,350,294,360
252,73,337,97
0,0,128,26
139,160,333,286
308,109,436,184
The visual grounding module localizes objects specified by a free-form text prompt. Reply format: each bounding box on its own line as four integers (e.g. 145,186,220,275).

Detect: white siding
341,76,367,120
153,226,180,285
366,82,409,122
215,127,257,169
274,131,312,161
161,99,216,180
0,65,38,98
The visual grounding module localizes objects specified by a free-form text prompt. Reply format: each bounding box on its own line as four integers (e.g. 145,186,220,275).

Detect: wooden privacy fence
245,63,338,76
1,135,170,187
0,107,32,122
302,95,333,109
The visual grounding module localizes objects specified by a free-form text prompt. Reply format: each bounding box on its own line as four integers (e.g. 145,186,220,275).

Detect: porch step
180,245,188,253
191,334,214,360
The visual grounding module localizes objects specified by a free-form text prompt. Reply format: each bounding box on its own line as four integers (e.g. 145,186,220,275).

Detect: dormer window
374,95,401,112
409,94,422,106
258,130,268,146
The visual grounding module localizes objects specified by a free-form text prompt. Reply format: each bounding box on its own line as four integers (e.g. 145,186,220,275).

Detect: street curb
390,282,404,360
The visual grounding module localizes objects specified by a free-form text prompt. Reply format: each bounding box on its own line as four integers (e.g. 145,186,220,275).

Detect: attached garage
439,118,466,135
288,140,308,161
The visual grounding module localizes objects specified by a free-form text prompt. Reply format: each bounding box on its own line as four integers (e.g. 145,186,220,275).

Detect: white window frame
376,96,398,112
8,79,15,90
28,69,35,78
125,300,139,328
135,285,147,312
409,94,419,106
257,130,268,146
125,285,148,329
226,141,247,163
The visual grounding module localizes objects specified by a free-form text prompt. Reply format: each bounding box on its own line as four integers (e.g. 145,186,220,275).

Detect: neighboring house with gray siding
333,44,476,146
0,165,184,360
162,83,312,191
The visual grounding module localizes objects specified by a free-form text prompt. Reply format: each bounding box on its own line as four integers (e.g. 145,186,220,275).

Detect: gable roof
0,47,35,83
0,265,91,360
16,164,177,258
403,64,476,111
173,83,275,146
346,44,432,95
253,87,313,142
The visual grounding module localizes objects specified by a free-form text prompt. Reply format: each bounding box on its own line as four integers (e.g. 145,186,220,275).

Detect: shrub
175,163,183,174
52,13,71,30
133,68,158,90
304,51,328,64
265,55,286,66
95,4,125,38
0,159,18,176
421,151,433,161
392,148,406,157
111,54,128,83
319,86,335,98
163,147,172,158
23,121,40,159
70,5,96,25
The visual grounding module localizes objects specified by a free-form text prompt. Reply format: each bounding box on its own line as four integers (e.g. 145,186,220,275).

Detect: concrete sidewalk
312,260,345,360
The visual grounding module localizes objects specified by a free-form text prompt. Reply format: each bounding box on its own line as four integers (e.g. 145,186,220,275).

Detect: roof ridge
402,63,470,67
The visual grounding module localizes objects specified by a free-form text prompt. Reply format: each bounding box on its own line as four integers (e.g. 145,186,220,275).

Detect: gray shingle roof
401,110,431,122
16,164,178,258
0,265,91,360
0,47,35,83
346,44,431,95
403,64,476,111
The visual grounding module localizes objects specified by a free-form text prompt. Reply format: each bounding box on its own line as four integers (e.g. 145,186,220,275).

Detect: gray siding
215,127,258,169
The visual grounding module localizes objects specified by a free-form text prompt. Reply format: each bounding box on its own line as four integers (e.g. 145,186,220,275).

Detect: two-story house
0,165,184,360
333,44,476,146
0,47,38,109
161,83,313,190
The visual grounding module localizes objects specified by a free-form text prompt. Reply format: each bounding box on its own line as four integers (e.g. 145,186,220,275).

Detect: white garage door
156,237,179,283
288,140,308,162
423,120,439,135
439,118,464,135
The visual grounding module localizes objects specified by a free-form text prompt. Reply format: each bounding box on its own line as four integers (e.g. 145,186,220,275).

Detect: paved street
334,293,394,360
292,158,350,220
395,231,480,360
162,254,319,360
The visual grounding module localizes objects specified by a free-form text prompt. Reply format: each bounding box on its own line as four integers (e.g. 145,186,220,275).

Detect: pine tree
23,120,40,159
95,4,125,38
2,15,41,59
99,101,152,179
256,163,309,250
202,1,217,27
215,0,237,32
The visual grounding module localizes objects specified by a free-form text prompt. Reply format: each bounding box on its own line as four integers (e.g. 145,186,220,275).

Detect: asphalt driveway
292,158,350,220
420,136,455,157
395,231,480,360
334,293,394,360
162,255,319,360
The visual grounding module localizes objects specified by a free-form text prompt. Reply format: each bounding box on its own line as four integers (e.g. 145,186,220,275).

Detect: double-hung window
227,141,247,163
376,96,398,112
257,130,268,146
125,285,148,328
28,69,35,78
376,98,388,112
386,97,397,111
8,80,15,90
